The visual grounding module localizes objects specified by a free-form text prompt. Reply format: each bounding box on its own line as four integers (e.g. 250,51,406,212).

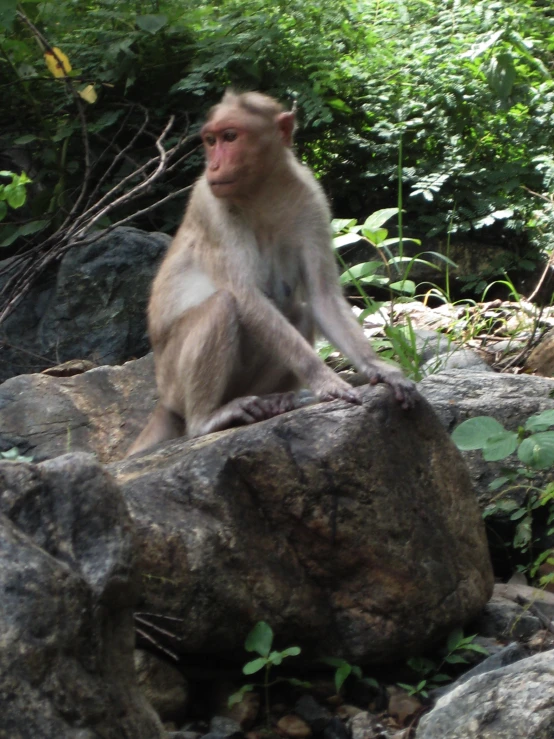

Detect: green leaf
245,621,273,657
0,201,6,221
363,208,398,231
136,14,168,34
362,677,379,689
269,651,283,666
389,279,416,295
339,261,382,285
243,657,268,675
0,0,17,30
333,233,362,249
444,654,467,665
482,431,519,461
526,410,554,432
451,417,506,451
518,432,554,469
335,663,352,693
320,657,346,668
446,628,464,653
13,134,38,145
6,186,26,209
228,684,254,708
513,516,533,549
361,227,388,244
463,643,489,656
280,646,301,658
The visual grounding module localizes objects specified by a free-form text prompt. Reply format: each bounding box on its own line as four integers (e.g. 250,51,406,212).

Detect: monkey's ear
277,111,296,147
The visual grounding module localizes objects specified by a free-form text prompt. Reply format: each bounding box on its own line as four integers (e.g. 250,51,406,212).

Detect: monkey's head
201,90,296,201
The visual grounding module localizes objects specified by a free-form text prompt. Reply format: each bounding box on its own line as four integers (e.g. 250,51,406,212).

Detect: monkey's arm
305,229,417,409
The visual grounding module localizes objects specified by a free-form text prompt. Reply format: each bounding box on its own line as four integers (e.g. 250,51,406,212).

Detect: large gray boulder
110,384,493,664
416,649,554,739
0,227,169,382
0,452,165,738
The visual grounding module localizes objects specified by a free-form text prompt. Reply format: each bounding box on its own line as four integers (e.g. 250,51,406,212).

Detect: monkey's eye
223,130,238,142
203,134,216,147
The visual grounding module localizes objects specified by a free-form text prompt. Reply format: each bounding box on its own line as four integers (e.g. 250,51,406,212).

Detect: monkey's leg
176,291,305,438
126,403,184,457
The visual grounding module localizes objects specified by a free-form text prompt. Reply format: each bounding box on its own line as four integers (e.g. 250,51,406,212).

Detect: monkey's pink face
201,112,273,200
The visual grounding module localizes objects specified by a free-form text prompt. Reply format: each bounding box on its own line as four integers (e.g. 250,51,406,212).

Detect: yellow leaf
78,85,97,104
44,47,72,78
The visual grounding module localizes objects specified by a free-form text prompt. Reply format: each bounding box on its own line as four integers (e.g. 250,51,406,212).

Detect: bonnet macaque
127,91,416,456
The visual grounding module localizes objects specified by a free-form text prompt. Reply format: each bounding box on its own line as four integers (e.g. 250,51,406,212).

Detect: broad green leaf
14,134,37,145
431,674,452,683
518,432,554,469
332,218,358,232
362,677,379,689
0,201,6,221
361,227,388,244
513,516,533,549
245,621,273,657
482,431,519,461
6,185,26,209
280,646,301,658
242,657,267,675
339,261,382,285
0,0,18,30
335,663,351,692
363,208,398,231
451,417,506,451
446,627,464,653
525,410,554,432
333,233,362,249
389,279,416,295
228,684,254,708
328,98,353,113
488,476,511,491
444,654,467,665
351,665,362,679
136,14,168,34
269,650,282,666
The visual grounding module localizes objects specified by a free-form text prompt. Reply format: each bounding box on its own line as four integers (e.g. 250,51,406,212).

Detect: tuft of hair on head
208,89,285,124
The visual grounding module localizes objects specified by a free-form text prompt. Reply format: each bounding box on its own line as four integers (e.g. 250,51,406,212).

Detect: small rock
335,705,363,720
134,649,188,723
276,715,312,739
294,695,332,732
475,595,542,640
225,691,261,730
349,711,388,739
386,686,422,723
323,716,350,739
209,716,243,737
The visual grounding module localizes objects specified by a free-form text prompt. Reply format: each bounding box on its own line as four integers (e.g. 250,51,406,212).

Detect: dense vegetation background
1,0,554,297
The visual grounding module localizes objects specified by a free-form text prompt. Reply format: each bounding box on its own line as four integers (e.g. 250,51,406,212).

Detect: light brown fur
127,91,416,456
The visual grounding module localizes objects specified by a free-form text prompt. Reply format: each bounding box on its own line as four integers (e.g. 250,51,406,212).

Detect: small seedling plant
320,656,378,694
452,410,554,579
228,621,307,723
397,629,488,698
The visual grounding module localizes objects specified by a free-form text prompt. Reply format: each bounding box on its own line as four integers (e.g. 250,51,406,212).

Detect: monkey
126,90,416,456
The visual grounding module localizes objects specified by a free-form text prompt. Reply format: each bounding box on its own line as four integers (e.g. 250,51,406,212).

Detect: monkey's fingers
316,384,362,406
368,370,417,410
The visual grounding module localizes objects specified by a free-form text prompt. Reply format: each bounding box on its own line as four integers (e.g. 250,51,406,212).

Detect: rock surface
0,227,169,382
419,370,554,504
416,649,554,739
109,384,492,664
0,452,164,738
0,353,156,463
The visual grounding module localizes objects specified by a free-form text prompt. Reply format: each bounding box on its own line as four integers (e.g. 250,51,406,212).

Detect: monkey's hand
312,368,362,405
360,359,417,410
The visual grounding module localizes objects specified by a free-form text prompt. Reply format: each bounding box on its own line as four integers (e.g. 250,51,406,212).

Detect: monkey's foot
193,392,300,437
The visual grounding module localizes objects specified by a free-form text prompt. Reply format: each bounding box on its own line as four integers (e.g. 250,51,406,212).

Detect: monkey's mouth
209,183,237,192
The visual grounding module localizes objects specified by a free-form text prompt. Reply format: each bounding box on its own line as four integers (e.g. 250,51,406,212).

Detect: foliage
2,0,554,292
397,629,488,698
0,170,31,222
228,621,307,721
452,411,554,574
319,657,378,694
